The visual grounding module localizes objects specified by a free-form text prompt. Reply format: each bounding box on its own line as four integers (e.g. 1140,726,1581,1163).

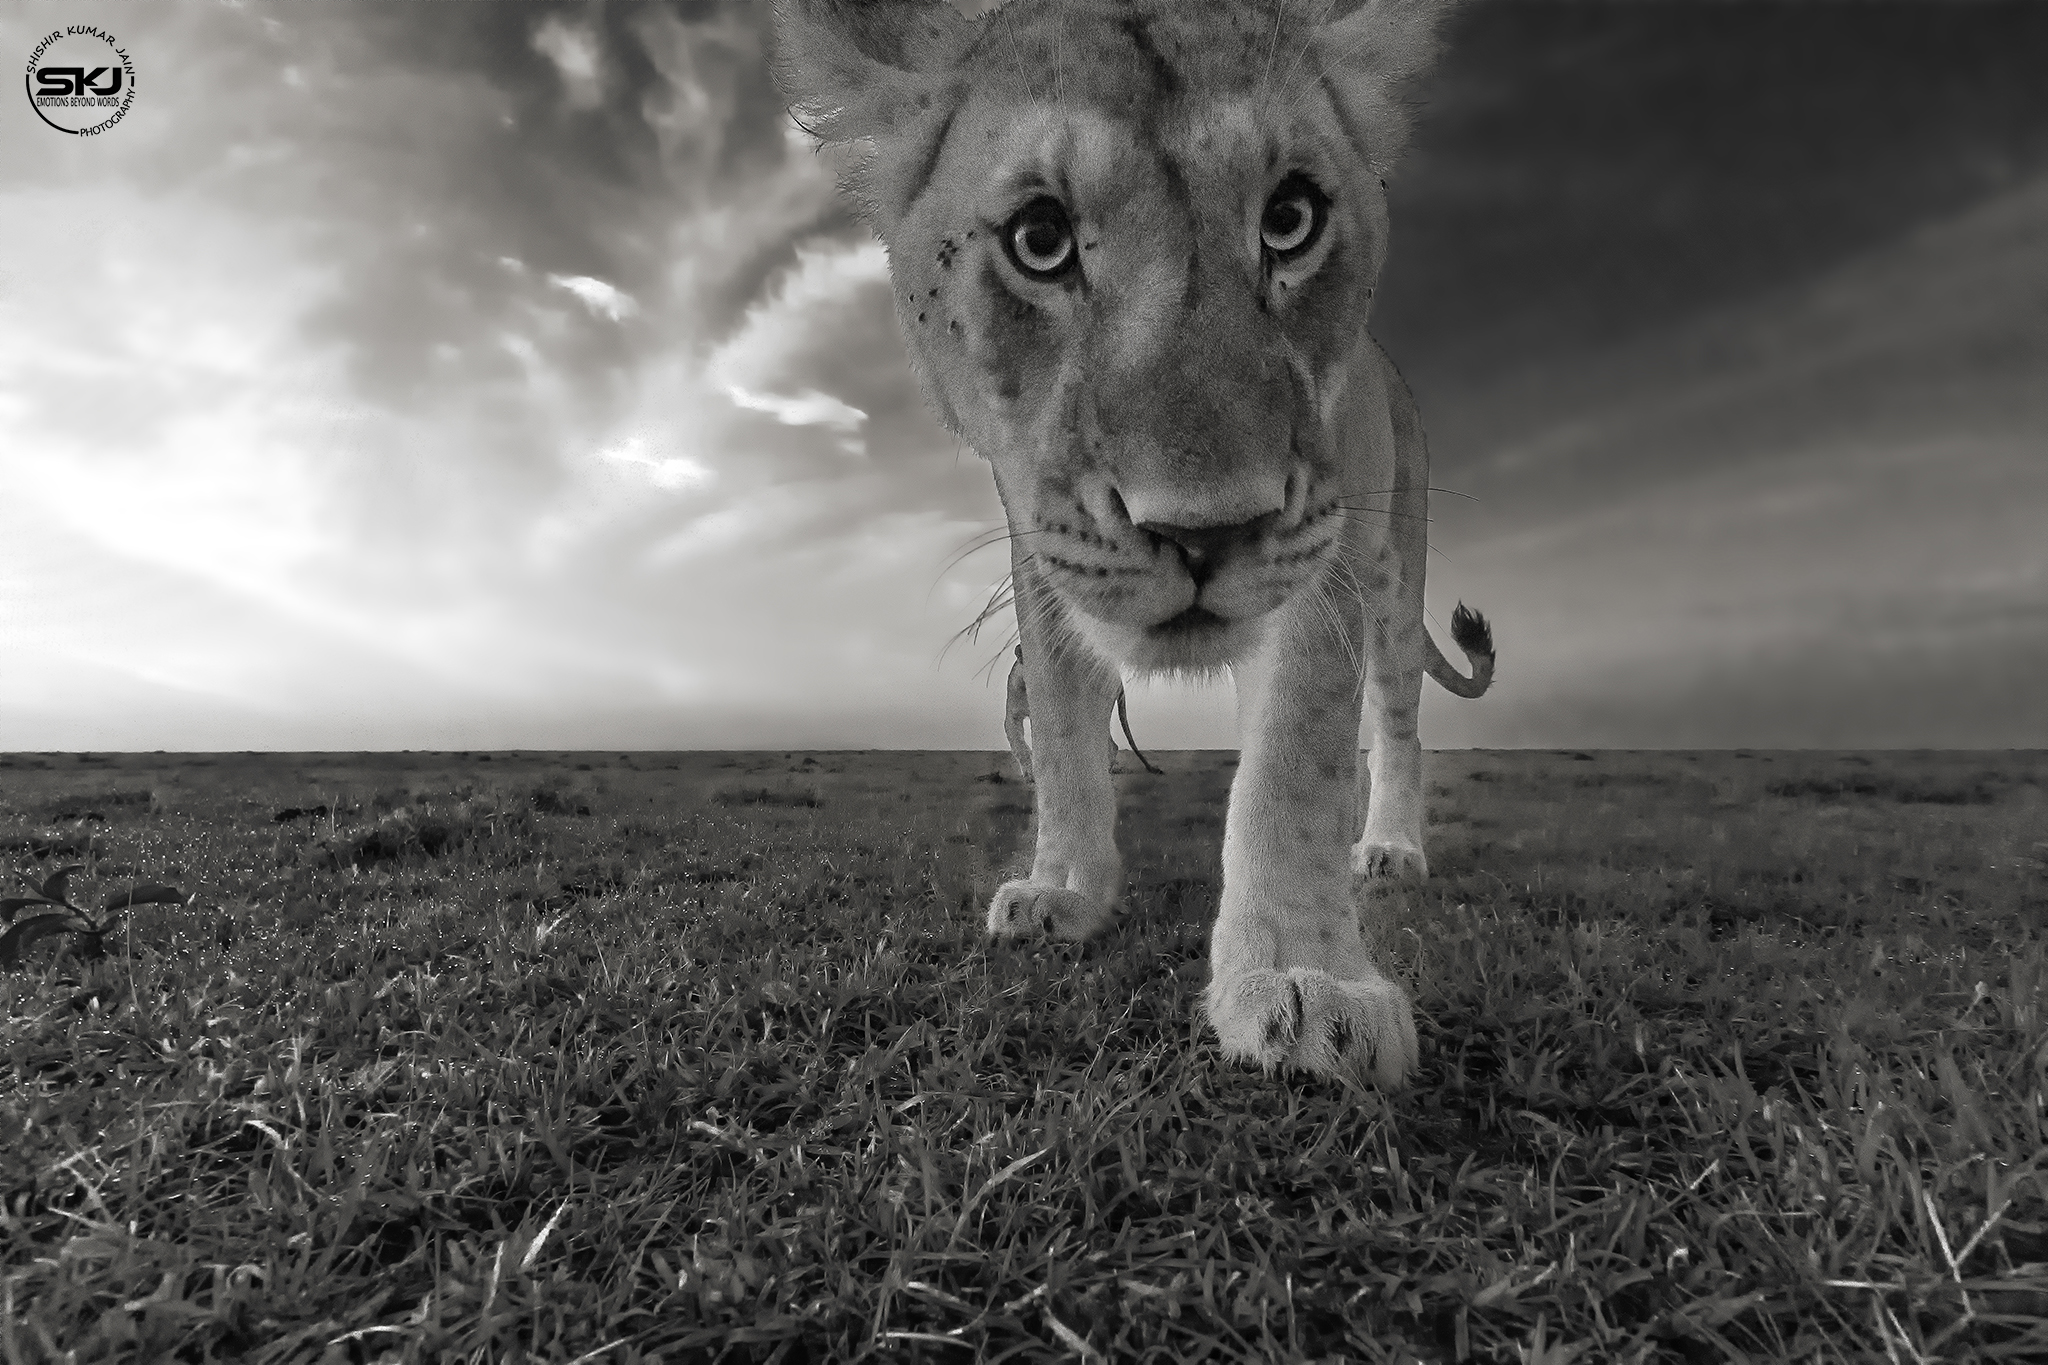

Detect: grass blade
37,864,84,904
100,883,190,913
0,912,92,969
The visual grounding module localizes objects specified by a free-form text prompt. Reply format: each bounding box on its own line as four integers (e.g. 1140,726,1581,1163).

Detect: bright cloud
722,386,869,450
549,273,639,322
531,16,604,110
708,241,891,456
599,435,715,491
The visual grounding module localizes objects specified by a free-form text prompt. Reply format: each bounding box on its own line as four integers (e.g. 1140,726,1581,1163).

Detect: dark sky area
1381,0,2048,404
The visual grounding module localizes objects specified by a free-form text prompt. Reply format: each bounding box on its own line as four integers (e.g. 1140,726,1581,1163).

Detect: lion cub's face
776,0,1446,671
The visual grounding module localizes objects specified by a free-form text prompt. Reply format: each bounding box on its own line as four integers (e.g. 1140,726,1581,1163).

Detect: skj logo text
25,25,136,135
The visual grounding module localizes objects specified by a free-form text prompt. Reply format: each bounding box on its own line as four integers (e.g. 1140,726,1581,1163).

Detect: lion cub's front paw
1206,969,1419,1090
1352,840,1428,883
986,880,1116,941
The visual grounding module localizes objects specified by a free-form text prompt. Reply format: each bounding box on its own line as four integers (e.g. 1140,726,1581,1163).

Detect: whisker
1338,485,1477,507
1332,504,1431,520
943,522,1013,558
1324,545,1372,611
1309,580,1344,666
968,591,1017,644
1311,578,1363,678
934,523,1047,579
1257,0,1292,110
1323,549,1378,677
939,590,1016,667
926,525,1057,605
1333,514,1453,565
1264,0,1343,122
971,626,1024,687
1054,0,1070,109
995,5,1043,103
926,528,1011,599
941,558,1074,673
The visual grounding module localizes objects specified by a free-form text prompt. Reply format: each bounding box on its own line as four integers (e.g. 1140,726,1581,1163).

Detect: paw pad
985,879,1116,942
1353,841,1428,884
1206,968,1418,1090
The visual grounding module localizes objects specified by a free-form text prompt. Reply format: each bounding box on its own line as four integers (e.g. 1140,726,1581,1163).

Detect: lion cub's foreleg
1203,592,1419,1089
986,571,1124,941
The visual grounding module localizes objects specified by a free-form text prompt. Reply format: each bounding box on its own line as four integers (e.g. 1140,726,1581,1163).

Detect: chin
1069,603,1269,677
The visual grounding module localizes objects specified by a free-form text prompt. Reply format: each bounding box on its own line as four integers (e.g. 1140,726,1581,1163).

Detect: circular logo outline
25,25,135,136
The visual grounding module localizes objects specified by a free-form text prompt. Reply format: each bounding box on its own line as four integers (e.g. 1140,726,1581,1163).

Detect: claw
986,879,1117,941
1206,967,1417,1090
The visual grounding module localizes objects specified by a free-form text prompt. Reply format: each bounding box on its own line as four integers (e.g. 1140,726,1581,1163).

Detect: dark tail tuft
1450,602,1493,661
1429,602,1496,699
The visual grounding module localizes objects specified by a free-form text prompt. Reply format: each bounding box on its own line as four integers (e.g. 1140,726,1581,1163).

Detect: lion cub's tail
1426,602,1496,699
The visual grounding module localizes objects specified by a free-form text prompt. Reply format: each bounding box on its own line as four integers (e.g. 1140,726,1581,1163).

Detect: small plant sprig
0,863,191,969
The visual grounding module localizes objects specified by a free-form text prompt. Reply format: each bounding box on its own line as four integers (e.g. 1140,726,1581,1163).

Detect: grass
1,747,2045,1364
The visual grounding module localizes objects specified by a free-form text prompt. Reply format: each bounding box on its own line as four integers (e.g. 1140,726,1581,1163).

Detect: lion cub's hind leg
1003,646,1033,784
1003,645,1135,785
1352,567,1431,886
1354,730,1429,884
986,633,1124,943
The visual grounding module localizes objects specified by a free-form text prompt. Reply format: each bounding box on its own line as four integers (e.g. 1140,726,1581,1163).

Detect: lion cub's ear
1312,0,1463,176
772,0,967,146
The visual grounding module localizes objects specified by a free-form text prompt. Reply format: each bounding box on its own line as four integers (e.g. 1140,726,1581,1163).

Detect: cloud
707,241,933,463
709,243,891,397
646,505,775,569
722,387,869,451
532,14,603,110
549,273,639,321
598,435,714,491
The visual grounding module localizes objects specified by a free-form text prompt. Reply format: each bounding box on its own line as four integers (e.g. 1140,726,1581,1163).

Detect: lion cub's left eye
1005,197,1076,280
1003,197,1081,280
1261,175,1326,259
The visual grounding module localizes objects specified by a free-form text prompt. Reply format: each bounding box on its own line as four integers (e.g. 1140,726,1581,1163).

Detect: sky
1,0,2042,753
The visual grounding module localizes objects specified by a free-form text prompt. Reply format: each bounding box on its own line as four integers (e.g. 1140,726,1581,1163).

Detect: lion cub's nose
1137,515,1275,585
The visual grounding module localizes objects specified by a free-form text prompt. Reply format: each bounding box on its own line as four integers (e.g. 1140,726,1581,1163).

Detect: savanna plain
1,746,2044,1365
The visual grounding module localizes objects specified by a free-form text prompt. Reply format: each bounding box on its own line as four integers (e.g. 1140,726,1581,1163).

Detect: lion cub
774,0,1494,1089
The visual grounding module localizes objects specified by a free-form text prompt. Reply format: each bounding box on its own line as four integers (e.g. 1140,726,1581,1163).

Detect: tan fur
775,0,1492,1089
1006,647,1163,781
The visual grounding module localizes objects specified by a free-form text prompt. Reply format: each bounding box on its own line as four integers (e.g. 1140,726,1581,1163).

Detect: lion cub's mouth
1147,605,1229,637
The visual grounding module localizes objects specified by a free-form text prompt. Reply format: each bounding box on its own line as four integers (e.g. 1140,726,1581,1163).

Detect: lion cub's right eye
1004,197,1076,280
1261,173,1327,260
